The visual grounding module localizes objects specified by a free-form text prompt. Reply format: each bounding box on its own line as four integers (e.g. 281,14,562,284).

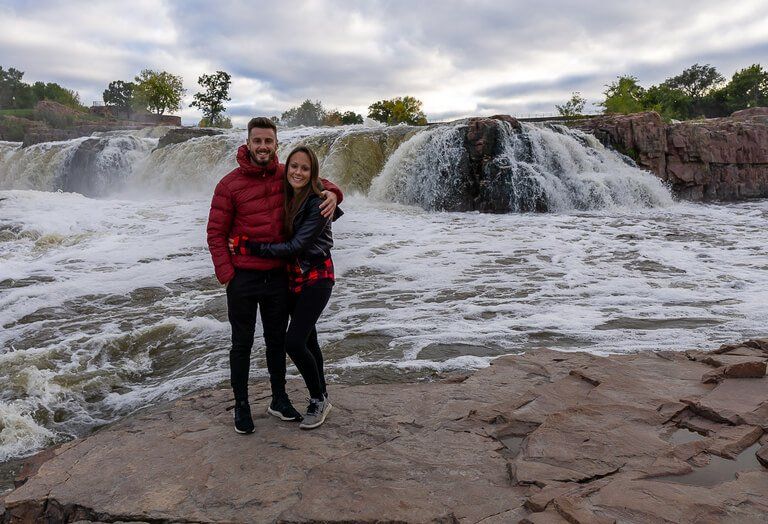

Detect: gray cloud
1,0,766,124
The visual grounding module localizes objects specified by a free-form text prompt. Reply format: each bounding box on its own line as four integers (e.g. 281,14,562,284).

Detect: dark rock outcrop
156,127,225,149
576,109,768,201
2,338,767,523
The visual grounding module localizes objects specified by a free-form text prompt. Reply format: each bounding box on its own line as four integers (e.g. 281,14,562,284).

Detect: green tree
29,82,83,109
322,109,363,126
664,63,724,99
723,64,768,110
641,83,690,120
190,71,231,127
368,96,427,125
103,80,135,117
600,76,645,114
556,92,587,117
340,110,364,124
133,69,184,115
0,66,34,109
199,116,232,128
281,99,326,126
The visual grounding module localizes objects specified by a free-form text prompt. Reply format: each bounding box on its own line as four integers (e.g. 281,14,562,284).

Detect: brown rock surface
575,109,768,201
2,340,768,523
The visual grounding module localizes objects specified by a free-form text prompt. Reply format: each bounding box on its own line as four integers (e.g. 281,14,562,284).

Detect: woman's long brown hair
284,146,324,236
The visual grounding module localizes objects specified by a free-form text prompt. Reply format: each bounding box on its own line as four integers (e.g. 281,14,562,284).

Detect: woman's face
286,151,312,190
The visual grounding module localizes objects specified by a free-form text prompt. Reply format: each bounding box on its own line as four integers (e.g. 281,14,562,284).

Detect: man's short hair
247,117,277,137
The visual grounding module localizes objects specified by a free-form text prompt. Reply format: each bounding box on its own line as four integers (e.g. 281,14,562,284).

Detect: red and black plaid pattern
288,257,334,294
230,235,250,256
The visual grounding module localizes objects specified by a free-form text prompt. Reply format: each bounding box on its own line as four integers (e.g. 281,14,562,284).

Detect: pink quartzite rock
4,338,768,523
575,109,768,201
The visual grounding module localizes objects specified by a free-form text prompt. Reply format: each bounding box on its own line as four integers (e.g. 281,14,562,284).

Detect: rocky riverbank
2,339,767,523
575,108,768,201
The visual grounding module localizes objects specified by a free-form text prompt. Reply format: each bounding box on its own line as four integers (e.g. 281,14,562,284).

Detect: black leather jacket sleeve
247,196,329,258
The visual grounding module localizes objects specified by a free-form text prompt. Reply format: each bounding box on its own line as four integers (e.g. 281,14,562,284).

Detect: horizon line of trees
0,66,84,111
557,62,768,120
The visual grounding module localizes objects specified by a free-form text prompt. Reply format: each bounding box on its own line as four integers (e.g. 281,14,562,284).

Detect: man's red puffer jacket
206,144,342,284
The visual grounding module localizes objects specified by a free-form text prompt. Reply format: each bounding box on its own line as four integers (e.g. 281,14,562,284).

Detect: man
207,117,342,434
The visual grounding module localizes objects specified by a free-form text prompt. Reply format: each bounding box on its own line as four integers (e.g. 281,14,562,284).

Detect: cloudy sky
1,0,767,125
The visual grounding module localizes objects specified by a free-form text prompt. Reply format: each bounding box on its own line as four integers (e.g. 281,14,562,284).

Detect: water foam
370,122,674,211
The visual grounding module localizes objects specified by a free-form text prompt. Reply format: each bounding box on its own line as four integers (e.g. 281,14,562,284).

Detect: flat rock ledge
2,340,768,524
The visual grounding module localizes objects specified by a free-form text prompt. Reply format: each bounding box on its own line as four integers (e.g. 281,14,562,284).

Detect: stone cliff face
576,108,768,201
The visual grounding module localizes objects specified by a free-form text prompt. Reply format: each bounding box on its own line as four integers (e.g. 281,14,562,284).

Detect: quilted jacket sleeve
320,178,343,205
207,180,236,284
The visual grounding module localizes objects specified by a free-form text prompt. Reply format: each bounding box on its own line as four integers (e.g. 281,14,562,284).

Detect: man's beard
250,150,274,166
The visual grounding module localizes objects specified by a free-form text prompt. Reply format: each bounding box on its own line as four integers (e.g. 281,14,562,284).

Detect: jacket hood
236,144,279,177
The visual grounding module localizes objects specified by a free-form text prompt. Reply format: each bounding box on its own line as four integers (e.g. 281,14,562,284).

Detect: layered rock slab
3,340,767,523
575,109,768,201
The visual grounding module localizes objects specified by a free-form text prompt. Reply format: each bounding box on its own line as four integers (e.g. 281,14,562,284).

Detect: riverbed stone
3,339,768,523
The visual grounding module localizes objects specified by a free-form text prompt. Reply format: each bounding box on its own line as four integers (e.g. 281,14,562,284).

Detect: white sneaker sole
267,407,301,421
299,402,332,430
234,427,254,434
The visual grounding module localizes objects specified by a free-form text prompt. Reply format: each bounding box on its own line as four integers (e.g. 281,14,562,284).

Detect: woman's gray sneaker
299,398,332,429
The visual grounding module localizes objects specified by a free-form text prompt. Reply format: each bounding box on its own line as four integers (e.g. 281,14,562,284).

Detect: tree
640,83,691,120
32,82,83,109
323,109,363,126
0,66,34,109
367,96,427,125
133,69,184,115
600,76,645,114
723,64,768,110
281,99,326,126
556,92,587,117
199,116,232,128
190,71,231,127
103,80,135,117
663,63,724,100
340,110,363,124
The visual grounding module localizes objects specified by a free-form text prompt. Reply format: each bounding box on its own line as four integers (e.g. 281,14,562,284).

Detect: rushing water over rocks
0,123,766,461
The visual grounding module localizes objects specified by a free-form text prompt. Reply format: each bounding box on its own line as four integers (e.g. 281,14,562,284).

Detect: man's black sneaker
267,393,303,421
234,399,255,434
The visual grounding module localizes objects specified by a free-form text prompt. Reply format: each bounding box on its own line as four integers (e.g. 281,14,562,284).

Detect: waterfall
0,122,673,211
0,135,155,197
370,121,673,211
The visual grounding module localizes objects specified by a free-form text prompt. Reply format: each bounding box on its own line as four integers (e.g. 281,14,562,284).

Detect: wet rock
757,445,768,468
155,127,224,149
4,338,768,523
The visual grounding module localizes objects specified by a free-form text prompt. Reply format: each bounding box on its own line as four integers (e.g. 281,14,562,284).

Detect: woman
229,145,338,429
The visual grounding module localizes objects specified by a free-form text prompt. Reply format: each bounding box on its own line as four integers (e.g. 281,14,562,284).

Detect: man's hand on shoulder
319,190,337,219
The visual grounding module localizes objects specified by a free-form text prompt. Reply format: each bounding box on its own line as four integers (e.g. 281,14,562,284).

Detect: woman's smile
287,151,311,189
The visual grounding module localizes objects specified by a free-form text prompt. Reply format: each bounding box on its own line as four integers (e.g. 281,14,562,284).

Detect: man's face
247,127,277,166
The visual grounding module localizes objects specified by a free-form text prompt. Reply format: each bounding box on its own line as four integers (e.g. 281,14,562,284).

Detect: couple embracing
206,117,343,433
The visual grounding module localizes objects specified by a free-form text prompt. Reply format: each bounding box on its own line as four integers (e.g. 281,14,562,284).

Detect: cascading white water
371,121,674,211
3,124,767,464
0,135,155,196
369,124,467,209
499,123,673,211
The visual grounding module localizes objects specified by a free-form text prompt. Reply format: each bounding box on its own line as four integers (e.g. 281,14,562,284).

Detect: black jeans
285,283,332,400
226,269,289,401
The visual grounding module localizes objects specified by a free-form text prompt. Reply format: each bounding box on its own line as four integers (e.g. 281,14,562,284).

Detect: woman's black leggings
285,283,332,400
